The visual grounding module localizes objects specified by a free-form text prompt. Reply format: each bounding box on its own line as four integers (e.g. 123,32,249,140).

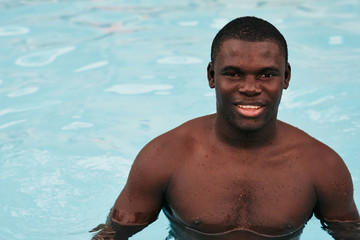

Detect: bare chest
165,151,316,235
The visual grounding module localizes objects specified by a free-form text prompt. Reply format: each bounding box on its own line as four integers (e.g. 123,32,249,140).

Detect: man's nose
238,75,261,96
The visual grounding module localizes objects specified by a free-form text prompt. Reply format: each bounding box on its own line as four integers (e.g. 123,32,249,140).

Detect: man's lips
235,104,265,118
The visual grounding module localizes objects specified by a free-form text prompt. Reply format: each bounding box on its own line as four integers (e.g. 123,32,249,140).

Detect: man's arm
90,208,151,240
313,146,360,239
320,219,360,240
90,136,173,240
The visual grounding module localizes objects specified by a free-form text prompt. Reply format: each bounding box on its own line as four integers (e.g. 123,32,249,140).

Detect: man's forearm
90,211,148,240
90,223,120,240
321,219,360,240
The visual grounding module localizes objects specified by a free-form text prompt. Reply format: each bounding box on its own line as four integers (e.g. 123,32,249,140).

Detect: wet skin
95,40,359,240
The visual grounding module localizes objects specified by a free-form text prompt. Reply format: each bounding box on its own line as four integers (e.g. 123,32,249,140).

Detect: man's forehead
220,39,281,57
220,39,280,52
215,39,286,66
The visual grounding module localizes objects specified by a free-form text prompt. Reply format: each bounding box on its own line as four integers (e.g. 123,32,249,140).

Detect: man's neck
213,114,278,149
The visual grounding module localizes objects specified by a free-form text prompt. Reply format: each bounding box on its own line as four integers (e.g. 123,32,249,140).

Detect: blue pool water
0,1,359,239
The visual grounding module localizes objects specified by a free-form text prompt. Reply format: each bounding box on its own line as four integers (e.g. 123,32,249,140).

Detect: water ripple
0,26,30,36
157,56,202,65
0,101,61,116
15,46,75,67
0,119,27,130
73,60,109,73
210,18,229,29
7,87,39,97
77,155,132,173
328,36,343,45
178,21,199,26
0,108,29,116
62,121,94,130
104,84,173,95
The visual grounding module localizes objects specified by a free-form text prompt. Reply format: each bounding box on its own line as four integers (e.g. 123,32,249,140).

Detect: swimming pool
0,0,359,239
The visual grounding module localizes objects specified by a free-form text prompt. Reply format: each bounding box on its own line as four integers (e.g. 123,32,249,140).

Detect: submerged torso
161,116,318,240
163,206,304,240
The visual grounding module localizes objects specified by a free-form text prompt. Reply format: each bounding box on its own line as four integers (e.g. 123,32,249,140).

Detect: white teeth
238,105,261,109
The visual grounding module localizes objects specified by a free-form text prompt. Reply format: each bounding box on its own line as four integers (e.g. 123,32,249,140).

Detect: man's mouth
236,104,265,118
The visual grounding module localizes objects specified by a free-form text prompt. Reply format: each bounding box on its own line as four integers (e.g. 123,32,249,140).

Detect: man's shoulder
279,121,345,174
154,114,214,143
137,115,214,162
280,121,332,147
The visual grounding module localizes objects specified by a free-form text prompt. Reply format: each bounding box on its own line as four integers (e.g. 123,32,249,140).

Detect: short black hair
211,16,288,64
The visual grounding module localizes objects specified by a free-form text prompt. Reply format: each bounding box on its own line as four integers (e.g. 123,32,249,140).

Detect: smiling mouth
238,105,262,109
236,104,265,117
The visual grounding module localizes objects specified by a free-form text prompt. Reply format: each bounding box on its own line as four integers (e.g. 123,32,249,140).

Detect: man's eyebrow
258,67,280,74
220,66,243,73
220,66,280,73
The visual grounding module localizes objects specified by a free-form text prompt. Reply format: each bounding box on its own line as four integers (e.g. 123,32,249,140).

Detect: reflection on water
104,84,173,95
157,56,203,65
7,86,39,97
0,119,27,130
73,60,109,73
0,26,30,36
15,46,76,67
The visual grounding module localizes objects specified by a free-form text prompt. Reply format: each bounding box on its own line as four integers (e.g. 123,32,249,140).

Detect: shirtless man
91,16,360,240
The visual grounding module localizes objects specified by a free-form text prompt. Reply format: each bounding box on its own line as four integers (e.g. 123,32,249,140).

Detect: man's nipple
192,217,202,226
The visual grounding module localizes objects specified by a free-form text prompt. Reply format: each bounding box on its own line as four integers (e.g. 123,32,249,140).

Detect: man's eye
224,72,241,77
260,73,275,78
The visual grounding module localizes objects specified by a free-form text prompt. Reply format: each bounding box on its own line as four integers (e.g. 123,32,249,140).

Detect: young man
91,16,359,240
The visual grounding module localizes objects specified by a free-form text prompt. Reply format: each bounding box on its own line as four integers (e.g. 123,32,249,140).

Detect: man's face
207,39,291,132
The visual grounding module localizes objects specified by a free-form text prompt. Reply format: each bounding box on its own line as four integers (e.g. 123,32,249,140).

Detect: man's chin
231,120,266,132
236,124,264,133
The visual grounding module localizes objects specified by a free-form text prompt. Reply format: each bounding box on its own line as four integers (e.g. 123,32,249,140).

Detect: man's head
207,16,291,133
211,16,288,65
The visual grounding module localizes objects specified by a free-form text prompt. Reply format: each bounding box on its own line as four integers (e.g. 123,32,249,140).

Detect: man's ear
207,62,215,88
284,63,291,89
